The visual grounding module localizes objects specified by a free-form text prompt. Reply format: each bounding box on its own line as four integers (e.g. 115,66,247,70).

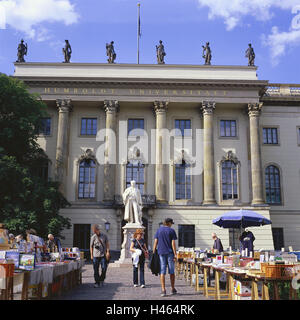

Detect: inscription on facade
41,87,228,97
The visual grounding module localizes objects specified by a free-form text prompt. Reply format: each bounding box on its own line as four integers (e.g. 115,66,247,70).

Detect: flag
138,3,141,38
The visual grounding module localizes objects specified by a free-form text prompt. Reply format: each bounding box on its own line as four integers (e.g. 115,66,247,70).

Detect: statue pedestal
111,222,145,268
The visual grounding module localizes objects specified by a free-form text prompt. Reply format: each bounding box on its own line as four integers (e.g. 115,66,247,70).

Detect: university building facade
14,63,300,252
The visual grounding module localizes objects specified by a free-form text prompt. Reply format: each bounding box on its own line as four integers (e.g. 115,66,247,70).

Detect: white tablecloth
0,259,85,292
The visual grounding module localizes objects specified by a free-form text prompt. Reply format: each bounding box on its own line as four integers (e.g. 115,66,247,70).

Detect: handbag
98,236,110,263
136,239,149,259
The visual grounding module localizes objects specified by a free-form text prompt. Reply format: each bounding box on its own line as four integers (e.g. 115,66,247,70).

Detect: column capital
103,100,120,113
56,99,73,112
248,103,263,117
201,101,216,115
153,101,169,114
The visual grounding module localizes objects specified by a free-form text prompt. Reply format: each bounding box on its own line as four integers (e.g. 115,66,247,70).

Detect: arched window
126,160,145,194
175,160,191,200
265,165,281,204
78,159,96,199
221,160,238,200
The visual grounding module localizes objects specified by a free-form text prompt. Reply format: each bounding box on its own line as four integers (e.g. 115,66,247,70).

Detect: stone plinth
110,223,145,268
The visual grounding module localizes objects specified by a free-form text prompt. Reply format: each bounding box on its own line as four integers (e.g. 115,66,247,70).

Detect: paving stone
55,262,212,300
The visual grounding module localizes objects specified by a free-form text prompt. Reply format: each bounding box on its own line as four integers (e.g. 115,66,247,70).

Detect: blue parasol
212,209,272,229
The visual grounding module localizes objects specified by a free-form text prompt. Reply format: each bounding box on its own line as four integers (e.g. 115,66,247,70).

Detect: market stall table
246,271,299,300
222,267,248,300
10,259,85,300
200,263,218,298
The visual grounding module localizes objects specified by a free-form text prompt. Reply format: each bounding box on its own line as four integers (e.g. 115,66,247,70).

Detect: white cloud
262,26,300,65
0,0,79,39
196,0,300,30
197,1,300,64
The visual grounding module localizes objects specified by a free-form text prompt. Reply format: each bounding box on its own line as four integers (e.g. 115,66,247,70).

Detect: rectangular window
272,228,284,251
178,225,195,248
175,163,191,200
38,118,51,135
263,128,278,144
128,119,144,136
220,120,236,137
175,119,191,136
81,118,97,135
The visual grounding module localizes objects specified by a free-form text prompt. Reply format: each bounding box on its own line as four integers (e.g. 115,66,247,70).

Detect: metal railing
114,194,156,207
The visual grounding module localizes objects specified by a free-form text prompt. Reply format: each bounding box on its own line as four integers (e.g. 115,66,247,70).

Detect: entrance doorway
73,224,91,260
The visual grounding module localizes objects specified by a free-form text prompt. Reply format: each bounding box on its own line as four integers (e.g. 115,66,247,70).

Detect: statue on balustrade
106,41,116,63
156,40,166,64
122,180,143,225
202,42,212,65
62,40,72,63
16,39,27,63
245,43,255,66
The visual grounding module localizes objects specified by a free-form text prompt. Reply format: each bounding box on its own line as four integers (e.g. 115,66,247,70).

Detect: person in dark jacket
212,233,223,253
239,229,255,256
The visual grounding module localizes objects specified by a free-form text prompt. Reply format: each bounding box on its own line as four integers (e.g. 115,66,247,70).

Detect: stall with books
0,224,85,300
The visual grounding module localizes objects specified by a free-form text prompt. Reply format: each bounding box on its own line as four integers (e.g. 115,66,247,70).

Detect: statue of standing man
156,40,166,64
122,181,143,225
202,42,212,65
245,43,255,66
16,39,27,63
106,41,116,63
62,40,72,63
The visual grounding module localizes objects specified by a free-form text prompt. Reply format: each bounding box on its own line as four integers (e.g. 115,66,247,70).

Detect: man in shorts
153,218,177,297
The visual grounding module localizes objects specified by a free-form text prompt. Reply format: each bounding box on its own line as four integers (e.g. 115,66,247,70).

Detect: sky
1,0,300,83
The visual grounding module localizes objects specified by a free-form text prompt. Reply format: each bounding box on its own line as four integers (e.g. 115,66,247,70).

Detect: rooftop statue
63,40,72,63
156,40,166,64
16,39,27,63
202,42,212,65
62,40,72,63
106,41,116,64
245,43,255,66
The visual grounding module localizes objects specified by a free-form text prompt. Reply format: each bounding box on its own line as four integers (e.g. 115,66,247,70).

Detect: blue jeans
159,253,175,275
133,259,145,285
93,257,107,284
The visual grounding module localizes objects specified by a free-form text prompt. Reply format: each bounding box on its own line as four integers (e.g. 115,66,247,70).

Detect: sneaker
141,284,146,288
94,283,100,288
161,290,167,297
134,284,139,287
171,288,177,295
100,281,104,287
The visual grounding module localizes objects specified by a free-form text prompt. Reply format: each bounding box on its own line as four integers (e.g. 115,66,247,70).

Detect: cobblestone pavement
56,263,212,300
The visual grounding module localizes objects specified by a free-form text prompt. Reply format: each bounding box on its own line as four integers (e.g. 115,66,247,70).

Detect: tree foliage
0,74,71,238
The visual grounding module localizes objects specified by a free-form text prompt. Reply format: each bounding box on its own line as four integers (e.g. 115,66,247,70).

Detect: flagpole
137,3,140,64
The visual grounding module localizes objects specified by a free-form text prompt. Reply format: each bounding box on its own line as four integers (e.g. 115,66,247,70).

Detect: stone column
248,103,265,205
148,208,154,250
103,100,119,202
153,101,169,202
55,99,73,194
201,101,216,205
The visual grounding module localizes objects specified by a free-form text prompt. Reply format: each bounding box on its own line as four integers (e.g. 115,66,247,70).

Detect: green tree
0,74,71,238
